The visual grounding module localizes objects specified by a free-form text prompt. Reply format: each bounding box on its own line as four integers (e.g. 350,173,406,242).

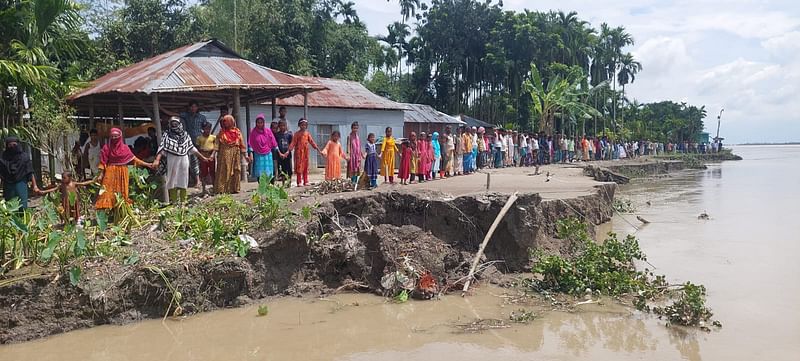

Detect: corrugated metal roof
403,103,464,124
68,40,325,99
460,114,494,128
274,77,406,110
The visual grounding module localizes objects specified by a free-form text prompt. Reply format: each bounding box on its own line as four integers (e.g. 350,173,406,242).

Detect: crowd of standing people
1,99,726,216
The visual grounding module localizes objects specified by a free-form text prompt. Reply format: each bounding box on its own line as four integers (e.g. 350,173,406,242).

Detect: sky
353,0,800,144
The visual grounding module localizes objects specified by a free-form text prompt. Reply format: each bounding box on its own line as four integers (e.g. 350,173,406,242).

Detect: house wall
204,106,404,171
403,123,462,139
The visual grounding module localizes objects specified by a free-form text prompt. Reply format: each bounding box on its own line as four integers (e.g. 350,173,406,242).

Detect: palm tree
336,1,360,25
617,52,642,131
390,0,421,23
607,26,634,131
379,22,410,85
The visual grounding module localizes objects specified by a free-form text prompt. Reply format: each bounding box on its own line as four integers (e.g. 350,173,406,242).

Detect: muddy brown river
2,145,798,360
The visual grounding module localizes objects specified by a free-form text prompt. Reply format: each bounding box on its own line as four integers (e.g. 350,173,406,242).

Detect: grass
0,171,301,283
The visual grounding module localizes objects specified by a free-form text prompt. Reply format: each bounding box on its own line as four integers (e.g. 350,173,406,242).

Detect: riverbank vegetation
0,174,298,281
530,218,721,330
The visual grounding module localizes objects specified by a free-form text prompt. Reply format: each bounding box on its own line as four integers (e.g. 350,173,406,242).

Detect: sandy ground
229,163,606,201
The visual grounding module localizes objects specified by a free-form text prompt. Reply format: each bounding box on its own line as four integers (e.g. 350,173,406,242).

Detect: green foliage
525,63,600,134
252,174,291,228
128,166,159,208
532,231,650,295
0,197,118,276
653,282,720,329
622,101,707,143
257,304,269,317
393,289,409,303
532,217,719,330
160,196,252,257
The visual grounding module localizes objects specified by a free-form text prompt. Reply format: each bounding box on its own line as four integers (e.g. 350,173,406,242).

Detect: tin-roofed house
402,103,465,138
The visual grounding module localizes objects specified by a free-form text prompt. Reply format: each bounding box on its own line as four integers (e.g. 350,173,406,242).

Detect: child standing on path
379,127,398,184
196,122,216,193
346,122,361,184
408,132,418,183
432,132,442,179
398,139,411,184
364,133,379,189
417,132,429,183
321,130,346,181
39,171,95,225
283,118,319,187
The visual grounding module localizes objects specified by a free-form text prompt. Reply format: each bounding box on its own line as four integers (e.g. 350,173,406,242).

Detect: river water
2,145,798,360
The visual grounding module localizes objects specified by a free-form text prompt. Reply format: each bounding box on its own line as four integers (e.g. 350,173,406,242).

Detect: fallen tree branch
462,192,519,296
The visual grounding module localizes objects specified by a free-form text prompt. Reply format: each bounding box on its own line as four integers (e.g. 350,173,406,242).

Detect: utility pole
233,0,238,53
715,108,724,140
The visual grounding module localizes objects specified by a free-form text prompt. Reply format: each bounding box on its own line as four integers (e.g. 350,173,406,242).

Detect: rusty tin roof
68,40,326,116
274,77,406,111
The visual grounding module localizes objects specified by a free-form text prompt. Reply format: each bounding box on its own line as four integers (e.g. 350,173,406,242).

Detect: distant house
402,103,465,138
227,77,406,170
459,114,494,129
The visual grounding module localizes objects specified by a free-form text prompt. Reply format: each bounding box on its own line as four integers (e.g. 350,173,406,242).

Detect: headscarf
159,117,194,156
431,132,441,157
0,136,33,183
219,114,242,145
249,113,277,155
100,128,135,166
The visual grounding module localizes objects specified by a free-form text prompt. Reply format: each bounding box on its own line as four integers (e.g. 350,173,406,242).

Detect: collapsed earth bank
0,184,615,344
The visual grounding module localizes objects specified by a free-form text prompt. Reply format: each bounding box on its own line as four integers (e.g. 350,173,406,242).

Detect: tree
1,0,87,129
617,52,642,131
524,63,599,135
336,1,360,25
100,0,207,63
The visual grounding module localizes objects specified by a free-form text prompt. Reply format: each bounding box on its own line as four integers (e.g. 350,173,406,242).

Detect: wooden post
89,98,95,130
233,89,246,181
486,173,490,190
245,101,251,138
152,94,167,202
117,96,124,139
462,192,519,296
271,97,277,119
303,89,308,119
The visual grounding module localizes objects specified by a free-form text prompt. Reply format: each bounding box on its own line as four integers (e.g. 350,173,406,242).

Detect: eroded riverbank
0,166,615,344
0,154,740,347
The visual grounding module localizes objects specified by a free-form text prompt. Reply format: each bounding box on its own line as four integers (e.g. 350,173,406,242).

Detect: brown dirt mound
0,185,615,344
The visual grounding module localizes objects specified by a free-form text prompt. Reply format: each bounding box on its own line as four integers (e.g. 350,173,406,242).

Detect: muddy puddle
2,145,798,360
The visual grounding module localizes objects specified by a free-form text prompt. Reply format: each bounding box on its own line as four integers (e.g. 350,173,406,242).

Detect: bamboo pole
303,90,308,119
152,94,167,202
462,192,519,296
233,89,246,181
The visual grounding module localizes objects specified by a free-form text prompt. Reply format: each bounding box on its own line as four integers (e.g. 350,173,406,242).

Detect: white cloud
762,31,800,58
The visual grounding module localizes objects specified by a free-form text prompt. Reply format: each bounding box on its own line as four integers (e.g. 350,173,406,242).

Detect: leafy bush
160,197,252,257
653,282,720,328
251,174,292,227
531,217,720,330
533,231,651,295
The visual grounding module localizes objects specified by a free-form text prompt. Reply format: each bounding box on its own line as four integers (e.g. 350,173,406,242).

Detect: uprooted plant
530,217,721,330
